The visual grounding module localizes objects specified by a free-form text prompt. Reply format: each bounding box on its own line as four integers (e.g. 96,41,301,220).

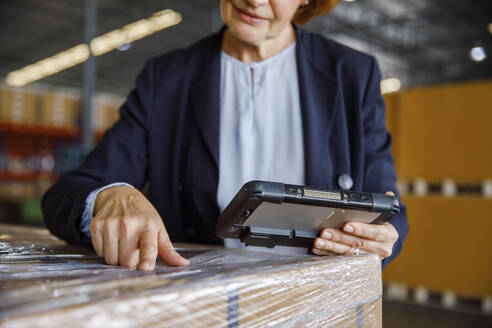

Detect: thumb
385,191,395,197
157,229,190,266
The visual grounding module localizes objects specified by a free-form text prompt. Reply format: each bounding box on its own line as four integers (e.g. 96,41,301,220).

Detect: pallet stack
383,79,492,314
0,85,124,224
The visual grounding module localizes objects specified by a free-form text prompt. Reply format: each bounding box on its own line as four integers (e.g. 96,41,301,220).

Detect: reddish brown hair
293,0,339,25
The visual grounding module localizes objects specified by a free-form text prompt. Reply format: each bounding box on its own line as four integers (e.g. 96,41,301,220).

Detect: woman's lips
235,6,267,25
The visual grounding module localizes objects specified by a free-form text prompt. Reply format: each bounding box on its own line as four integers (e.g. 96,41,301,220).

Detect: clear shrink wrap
0,224,382,327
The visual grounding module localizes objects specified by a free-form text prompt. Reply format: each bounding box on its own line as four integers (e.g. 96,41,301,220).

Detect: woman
42,0,408,271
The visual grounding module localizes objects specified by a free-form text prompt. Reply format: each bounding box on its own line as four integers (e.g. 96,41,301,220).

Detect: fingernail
322,231,332,239
344,225,354,233
141,262,151,270
316,240,326,248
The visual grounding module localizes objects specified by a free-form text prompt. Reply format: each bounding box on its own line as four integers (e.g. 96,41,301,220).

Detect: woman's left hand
312,191,399,260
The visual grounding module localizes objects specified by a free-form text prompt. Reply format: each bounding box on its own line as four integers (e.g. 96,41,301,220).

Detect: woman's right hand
90,185,189,271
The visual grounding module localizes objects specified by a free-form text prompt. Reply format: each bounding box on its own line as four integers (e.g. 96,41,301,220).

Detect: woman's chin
228,23,267,45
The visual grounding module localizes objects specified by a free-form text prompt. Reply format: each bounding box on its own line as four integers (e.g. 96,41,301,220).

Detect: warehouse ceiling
0,0,491,96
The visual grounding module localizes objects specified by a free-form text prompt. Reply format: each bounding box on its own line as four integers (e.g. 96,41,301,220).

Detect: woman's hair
293,0,339,25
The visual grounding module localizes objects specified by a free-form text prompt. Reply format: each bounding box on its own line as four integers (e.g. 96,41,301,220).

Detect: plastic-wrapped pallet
0,224,382,328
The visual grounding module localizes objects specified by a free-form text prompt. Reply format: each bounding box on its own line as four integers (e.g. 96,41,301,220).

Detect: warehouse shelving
0,122,80,139
0,84,122,225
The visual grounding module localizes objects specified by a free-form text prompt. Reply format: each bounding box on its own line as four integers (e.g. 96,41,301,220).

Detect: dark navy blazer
42,26,408,268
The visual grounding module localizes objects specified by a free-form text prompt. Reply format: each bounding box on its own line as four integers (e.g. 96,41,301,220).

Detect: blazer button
337,174,353,190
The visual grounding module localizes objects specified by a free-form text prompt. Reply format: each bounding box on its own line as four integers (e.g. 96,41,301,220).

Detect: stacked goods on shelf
0,147,55,178
0,86,81,131
0,145,83,202
384,197,492,299
383,79,492,302
94,95,121,133
39,91,81,129
0,181,40,202
386,80,492,182
1,85,123,132
0,86,37,125
0,85,123,225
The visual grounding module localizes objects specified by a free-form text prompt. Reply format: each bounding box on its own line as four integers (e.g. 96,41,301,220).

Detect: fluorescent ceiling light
380,77,401,95
6,44,90,87
90,10,181,56
6,9,181,87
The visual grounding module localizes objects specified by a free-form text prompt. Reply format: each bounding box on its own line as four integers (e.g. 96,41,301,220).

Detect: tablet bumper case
217,181,399,248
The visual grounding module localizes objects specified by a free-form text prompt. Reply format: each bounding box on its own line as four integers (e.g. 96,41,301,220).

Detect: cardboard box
0,224,382,328
39,92,80,128
383,196,492,299
93,97,121,132
0,87,36,125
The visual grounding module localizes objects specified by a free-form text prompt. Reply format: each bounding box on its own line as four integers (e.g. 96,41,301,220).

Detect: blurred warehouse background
0,0,491,326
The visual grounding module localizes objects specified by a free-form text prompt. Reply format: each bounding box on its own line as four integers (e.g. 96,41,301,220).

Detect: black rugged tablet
216,181,400,248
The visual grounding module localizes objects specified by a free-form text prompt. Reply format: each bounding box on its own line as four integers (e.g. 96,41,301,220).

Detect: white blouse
217,42,307,255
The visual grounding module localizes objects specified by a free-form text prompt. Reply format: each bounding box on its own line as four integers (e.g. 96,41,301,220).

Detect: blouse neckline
220,42,296,69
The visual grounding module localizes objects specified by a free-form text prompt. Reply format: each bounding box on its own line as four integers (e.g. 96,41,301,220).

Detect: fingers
313,237,351,255
103,218,120,265
138,230,159,271
92,216,188,270
90,219,104,257
313,233,367,256
92,209,188,269
157,228,190,267
313,224,396,259
90,187,184,270
118,219,140,269
343,222,397,243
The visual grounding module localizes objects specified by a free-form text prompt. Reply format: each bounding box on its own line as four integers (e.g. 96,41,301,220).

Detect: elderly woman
43,0,408,271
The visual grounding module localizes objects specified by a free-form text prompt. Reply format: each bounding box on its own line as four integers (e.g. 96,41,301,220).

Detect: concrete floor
383,300,492,328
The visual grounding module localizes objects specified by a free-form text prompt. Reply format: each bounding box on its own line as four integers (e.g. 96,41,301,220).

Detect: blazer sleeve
42,59,156,245
361,57,409,269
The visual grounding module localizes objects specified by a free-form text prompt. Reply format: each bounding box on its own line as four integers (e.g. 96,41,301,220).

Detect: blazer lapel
295,27,341,187
188,27,341,190
189,31,223,171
